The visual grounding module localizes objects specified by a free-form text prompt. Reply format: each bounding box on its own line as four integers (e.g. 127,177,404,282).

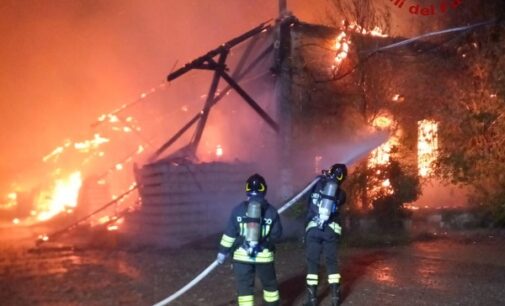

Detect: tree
436,21,505,225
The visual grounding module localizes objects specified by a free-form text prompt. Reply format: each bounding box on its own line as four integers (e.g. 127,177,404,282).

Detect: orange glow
12,218,20,225
35,171,82,221
314,156,323,174
418,120,438,177
7,192,17,201
372,265,396,284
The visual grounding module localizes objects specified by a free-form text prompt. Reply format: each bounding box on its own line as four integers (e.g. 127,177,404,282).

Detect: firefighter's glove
216,252,228,264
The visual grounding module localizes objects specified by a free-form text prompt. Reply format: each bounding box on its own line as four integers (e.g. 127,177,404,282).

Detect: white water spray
311,130,389,170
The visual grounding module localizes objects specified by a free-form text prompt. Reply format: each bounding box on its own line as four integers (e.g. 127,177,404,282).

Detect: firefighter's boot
303,285,317,306
330,283,341,306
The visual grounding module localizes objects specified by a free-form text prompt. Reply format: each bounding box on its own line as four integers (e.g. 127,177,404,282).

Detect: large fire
35,171,82,221
333,21,388,74
368,115,397,199
6,103,147,234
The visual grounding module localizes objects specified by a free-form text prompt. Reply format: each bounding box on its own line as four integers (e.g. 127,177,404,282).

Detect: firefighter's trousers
233,261,280,306
305,225,341,286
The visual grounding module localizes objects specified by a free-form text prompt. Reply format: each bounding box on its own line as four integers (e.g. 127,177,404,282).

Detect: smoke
0,0,279,194
288,128,389,182
0,0,450,196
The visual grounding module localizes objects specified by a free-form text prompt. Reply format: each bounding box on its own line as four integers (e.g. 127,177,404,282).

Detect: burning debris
34,171,82,221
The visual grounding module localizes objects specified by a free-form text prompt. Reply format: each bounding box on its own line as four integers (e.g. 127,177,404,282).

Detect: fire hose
151,177,321,306
152,260,220,306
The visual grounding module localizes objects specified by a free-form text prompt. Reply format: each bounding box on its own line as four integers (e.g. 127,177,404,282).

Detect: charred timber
150,44,274,162
166,21,271,82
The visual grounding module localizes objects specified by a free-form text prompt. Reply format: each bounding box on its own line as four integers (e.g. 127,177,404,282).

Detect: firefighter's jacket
305,176,346,235
219,198,282,264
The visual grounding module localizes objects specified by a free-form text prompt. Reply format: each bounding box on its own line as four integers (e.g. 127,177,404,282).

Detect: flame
107,218,124,231
216,144,223,158
1,192,18,209
347,21,388,37
43,133,110,162
98,215,111,224
368,115,396,199
107,225,119,231
332,22,387,72
38,234,50,242
418,120,438,177
43,146,65,162
35,171,83,221
333,31,351,70
136,145,145,154
404,204,420,210
369,115,395,167
74,134,110,153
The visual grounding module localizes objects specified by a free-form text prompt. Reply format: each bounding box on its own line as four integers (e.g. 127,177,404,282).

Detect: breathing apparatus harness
242,199,263,257
311,164,347,229
242,173,268,257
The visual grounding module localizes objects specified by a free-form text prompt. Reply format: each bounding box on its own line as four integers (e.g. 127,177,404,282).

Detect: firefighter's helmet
328,163,347,183
246,173,267,197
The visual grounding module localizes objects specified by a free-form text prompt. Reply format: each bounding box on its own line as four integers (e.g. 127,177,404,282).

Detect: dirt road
1,229,504,306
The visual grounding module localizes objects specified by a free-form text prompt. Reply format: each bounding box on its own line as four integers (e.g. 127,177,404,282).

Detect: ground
1,227,505,306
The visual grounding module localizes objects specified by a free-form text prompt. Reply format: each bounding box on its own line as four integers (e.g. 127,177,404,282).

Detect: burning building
5,3,469,248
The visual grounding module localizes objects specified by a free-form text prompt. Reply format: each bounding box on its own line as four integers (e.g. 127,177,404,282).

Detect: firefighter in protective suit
304,164,347,306
216,174,283,306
